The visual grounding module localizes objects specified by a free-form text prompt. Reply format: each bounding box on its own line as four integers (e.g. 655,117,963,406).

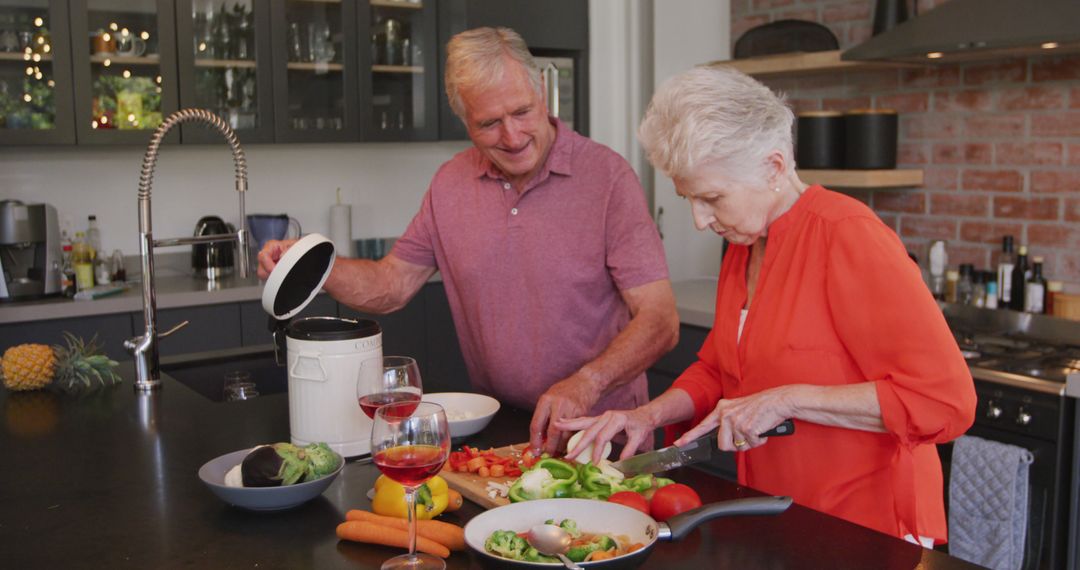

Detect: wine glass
372,401,451,570
357,356,423,420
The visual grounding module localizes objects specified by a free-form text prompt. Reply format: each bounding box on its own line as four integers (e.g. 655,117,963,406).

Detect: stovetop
954,330,1080,384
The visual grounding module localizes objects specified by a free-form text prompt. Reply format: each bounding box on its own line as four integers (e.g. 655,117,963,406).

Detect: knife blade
610,419,795,476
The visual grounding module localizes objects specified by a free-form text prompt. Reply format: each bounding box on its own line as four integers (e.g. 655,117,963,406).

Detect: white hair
638,65,795,184
444,27,542,120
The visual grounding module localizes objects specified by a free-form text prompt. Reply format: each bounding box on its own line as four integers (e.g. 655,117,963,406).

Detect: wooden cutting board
440,442,529,510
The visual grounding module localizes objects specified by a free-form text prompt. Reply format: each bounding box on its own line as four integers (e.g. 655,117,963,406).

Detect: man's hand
257,239,299,280
529,374,601,456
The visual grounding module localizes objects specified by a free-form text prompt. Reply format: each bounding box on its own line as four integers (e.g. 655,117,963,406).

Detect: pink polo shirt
391,119,669,412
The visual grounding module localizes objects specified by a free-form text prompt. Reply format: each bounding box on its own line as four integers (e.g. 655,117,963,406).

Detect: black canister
844,109,898,169
796,111,844,170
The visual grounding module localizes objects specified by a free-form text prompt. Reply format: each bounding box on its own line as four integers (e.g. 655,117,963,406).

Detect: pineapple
1,333,121,393
0,343,55,391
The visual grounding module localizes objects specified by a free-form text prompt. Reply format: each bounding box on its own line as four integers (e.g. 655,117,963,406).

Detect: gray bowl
198,447,344,511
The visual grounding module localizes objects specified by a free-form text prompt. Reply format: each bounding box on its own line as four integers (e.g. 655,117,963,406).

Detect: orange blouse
668,185,976,543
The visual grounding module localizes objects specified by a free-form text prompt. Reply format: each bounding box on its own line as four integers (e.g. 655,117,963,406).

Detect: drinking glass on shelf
371,401,450,570
357,355,423,419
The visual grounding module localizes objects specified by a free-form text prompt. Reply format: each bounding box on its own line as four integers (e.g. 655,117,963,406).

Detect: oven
939,322,1078,570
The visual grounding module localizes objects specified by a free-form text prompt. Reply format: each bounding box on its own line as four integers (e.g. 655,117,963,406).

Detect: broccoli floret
566,542,601,562
592,534,617,551
559,519,581,539
485,530,528,560
524,547,559,563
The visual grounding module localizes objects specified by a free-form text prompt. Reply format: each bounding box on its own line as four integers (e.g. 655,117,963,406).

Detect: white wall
0,141,468,255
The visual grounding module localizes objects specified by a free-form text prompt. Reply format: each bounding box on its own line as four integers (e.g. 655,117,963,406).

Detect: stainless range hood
843,0,1080,64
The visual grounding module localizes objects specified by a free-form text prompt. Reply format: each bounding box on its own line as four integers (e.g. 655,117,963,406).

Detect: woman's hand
555,406,659,464
675,386,795,452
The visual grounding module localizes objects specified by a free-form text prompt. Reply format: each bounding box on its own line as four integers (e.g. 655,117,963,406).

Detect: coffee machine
0,200,62,301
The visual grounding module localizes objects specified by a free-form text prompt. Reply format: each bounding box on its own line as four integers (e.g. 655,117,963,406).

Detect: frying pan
464,496,793,569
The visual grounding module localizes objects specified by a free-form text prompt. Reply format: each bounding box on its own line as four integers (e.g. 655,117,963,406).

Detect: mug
90,30,116,55
247,214,301,252
116,34,146,57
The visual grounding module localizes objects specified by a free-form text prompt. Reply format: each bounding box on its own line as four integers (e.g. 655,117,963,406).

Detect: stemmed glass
357,356,423,419
372,401,451,570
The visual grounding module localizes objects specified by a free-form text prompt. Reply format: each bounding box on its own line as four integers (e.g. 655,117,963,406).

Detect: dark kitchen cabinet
437,0,589,140
175,0,275,143
269,0,359,142
359,0,438,141
422,281,470,393
0,312,133,360
133,302,243,356
69,0,181,145
0,0,76,145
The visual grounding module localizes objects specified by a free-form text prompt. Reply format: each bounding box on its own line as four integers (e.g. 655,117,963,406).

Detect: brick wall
732,0,1080,292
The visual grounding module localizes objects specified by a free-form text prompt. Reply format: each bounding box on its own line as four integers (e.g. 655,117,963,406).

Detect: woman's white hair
444,27,542,120
638,65,795,184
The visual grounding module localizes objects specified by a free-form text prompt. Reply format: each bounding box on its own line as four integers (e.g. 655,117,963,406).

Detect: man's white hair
444,27,542,120
638,65,795,185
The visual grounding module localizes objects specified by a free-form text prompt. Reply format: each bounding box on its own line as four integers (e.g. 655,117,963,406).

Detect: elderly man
259,27,678,455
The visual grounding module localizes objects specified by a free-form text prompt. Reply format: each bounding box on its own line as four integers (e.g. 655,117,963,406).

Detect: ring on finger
733,439,748,448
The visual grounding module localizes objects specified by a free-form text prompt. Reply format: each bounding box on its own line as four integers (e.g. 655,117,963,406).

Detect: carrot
336,521,450,558
445,489,463,512
478,465,490,478
466,456,487,472
489,464,505,478
590,549,617,561
346,509,466,551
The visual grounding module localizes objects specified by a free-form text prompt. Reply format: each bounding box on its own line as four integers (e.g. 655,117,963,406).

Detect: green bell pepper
507,458,579,502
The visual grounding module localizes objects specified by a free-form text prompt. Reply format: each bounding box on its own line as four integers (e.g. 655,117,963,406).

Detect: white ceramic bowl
422,392,500,439
198,447,344,511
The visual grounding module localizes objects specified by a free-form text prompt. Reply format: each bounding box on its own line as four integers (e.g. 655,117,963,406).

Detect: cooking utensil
465,496,793,569
611,420,795,477
527,524,581,570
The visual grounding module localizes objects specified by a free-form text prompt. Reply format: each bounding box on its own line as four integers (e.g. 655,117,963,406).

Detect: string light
127,113,136,122
198,42,206,52
109,22,118,31
25,66,33,76
37,36,45,45
42,44,50,53
140,31,150,41
122,69,131,78
101,116,109,124
103,58,111,67
34,17,44,27
32,53,40,62
92,120,99,129
47,80,55,87
121,28,130,37
35,72,42,80
1041,42,1059,50
155,75,162,84
927,52,944,59
102,32,111,42
23,94,32,103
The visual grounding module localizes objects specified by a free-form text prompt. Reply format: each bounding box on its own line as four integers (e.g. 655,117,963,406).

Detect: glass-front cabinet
359,0,436,141
70,0,179,144
270,0,357,142
0,0,74,144
175,0,273,143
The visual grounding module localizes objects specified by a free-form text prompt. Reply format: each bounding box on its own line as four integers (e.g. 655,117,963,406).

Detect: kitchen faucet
125,108,250,391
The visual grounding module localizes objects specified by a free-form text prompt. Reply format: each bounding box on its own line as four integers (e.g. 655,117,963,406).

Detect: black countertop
0,366,981,569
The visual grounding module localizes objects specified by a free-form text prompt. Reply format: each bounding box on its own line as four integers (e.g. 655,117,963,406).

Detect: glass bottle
60,243,76,298
985,275,999,310
86,215,102,256
996,235,1016,305
957,264,974,305
945,269,959,304
72,231,95,291
1024,257,1047,314
1009,246,1029,311
1047,281,1063,316
972,269,986,308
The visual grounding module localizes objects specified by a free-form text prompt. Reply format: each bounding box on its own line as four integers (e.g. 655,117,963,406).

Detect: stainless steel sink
161,346,286,402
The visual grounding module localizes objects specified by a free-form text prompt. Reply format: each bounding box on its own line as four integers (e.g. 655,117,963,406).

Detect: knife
610,419,795,476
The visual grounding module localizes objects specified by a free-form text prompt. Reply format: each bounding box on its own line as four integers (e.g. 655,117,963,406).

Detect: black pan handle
662,496,793,542
759,419,795,438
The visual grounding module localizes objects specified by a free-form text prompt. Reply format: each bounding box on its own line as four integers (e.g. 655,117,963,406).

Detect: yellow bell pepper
372,474,449,519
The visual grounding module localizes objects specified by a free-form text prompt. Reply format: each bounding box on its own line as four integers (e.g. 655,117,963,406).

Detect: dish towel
948,435,1034,570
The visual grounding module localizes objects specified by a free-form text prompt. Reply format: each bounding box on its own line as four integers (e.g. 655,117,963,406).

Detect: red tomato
649,484,702,522
607,491,650,514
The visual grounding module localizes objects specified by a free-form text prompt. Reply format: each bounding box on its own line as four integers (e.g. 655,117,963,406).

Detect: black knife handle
759,419,795,438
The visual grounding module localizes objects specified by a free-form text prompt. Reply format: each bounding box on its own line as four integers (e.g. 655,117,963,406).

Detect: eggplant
241,443,310,487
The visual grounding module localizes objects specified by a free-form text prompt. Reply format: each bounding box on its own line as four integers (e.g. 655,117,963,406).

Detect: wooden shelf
706,50,909,78
90,54,160,66
286,61,343,72
195,58,257,69
0,52,52,63
372,64,423,74
799,169,924,189
371,0,423,9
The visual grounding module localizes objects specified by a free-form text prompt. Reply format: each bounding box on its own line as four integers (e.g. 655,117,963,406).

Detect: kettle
192,215,235,280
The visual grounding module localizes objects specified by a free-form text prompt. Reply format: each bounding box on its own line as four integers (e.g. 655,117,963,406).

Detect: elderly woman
559,66,976,546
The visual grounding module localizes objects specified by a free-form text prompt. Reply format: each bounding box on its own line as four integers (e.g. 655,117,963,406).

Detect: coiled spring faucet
125,109,250,391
